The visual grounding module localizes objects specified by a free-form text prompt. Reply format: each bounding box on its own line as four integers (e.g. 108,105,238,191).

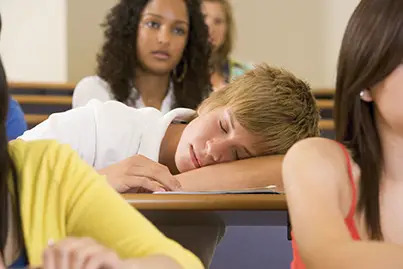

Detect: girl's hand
99,155,181,193
42,237,123,269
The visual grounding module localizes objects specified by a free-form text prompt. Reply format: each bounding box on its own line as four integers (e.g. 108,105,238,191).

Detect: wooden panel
13,95,72,105
317,99,334,109
9,82,75,90
312,88,335,96
319,119,334,130
124,194,287,210
8,82,330,94
25,114,49,125
23,114,335,131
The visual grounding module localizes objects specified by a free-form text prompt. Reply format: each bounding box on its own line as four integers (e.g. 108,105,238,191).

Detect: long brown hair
203,0,234,71
335,0,403,240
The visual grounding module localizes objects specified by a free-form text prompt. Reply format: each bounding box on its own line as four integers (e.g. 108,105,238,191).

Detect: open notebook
153,185,281,195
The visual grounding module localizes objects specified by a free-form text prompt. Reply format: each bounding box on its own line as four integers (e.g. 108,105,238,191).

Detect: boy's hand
42,237,124,269
98,155,182,193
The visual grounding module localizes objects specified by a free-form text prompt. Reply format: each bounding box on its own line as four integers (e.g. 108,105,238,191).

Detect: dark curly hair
97,0,211,109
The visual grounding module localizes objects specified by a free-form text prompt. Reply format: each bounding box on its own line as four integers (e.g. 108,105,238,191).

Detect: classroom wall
67,0,118,82
0,0,360,87
66,0,360,87
0,0,67,82
230,0,360,88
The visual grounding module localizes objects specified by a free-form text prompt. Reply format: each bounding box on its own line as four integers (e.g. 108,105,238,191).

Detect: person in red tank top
282,0,403,268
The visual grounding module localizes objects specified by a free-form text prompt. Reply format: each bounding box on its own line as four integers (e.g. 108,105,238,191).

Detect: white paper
153,186,280,194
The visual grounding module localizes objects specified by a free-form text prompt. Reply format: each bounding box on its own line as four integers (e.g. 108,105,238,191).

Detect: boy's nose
206,138,230,163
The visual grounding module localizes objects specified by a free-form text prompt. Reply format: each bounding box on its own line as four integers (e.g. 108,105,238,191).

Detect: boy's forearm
176,155,284,192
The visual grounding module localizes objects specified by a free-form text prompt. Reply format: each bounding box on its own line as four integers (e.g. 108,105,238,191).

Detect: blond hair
203,0,234,68
198,64,320,155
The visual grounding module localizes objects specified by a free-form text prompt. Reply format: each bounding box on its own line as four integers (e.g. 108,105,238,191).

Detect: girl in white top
73,0,211,112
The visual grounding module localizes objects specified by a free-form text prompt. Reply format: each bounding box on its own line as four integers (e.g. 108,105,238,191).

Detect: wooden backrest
9,83,337,138
9,82,74,128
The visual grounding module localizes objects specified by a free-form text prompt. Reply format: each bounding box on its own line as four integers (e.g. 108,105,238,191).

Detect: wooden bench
319,119,334,130
13,95,72,105
25,114,49,125
313,88,335,99
9,83,337,136
9,82,75,91
14,94,335,108
8,82,74,128
316,99,334,109
22,114,335,131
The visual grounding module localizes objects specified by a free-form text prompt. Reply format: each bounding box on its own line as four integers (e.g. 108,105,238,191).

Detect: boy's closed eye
233,149,240,160
219,120,228,133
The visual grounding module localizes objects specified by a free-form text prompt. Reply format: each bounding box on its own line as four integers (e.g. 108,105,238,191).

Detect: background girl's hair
204,0,235,71
335,0,403,240
96,0,211,109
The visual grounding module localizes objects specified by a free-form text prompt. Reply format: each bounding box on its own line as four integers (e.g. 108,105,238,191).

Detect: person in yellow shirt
0,58,203,268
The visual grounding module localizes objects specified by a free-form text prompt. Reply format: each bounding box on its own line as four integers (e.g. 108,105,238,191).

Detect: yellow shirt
9,139,203,268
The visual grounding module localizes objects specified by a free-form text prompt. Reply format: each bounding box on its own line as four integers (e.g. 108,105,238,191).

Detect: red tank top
290,143,361,269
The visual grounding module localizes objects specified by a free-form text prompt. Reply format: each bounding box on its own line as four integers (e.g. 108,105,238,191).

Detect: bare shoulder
284,137,346,165
282,137,351,192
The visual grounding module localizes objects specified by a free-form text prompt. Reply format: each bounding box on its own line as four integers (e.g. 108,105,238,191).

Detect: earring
173,60,188,83
360,91,364,98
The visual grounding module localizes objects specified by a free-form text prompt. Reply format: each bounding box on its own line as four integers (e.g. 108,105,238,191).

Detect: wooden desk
124,193,287,210
125,194,289,266
124,194,288,226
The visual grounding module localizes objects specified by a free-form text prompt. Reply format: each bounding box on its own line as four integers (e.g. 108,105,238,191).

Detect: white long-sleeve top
19,100,195,170
72,76,175,114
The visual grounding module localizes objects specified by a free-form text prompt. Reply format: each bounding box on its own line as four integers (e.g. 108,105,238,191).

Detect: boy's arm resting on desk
176,155,284,192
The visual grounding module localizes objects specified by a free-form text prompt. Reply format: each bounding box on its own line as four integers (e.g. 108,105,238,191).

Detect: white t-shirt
73,76,175,114
19,100,195,170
